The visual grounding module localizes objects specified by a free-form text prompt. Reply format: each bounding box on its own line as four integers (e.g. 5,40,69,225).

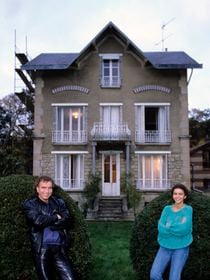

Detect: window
203,150,210,168
135,103,171,144
91,103,130,140
52,104,87,144
137,153,170,190
145,107,159,130
101,105,121,126
99,54,122,87
55,153,85,190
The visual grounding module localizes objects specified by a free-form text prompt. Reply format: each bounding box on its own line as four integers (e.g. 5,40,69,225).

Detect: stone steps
86,195,135,221
97,197,124,220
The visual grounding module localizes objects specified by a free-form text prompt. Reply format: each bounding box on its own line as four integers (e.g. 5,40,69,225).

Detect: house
190,141,210,192
18,22,202,217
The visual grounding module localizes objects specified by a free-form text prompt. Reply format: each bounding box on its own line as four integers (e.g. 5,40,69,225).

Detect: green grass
87,221,136,280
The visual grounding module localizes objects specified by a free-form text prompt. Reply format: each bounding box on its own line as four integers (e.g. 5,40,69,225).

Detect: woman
150,184,193,280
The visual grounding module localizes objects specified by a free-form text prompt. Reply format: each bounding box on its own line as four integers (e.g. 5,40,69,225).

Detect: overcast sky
0,0,209,109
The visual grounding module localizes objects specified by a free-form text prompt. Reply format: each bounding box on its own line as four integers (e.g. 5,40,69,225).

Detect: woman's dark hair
171,183,189,197
34,176,55,194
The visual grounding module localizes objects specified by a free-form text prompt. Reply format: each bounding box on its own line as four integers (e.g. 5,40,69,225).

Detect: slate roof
22,53,79,70
144,51,202,69
21,22,202,71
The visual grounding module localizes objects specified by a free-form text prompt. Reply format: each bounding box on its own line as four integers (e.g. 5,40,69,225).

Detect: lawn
87,221,136,280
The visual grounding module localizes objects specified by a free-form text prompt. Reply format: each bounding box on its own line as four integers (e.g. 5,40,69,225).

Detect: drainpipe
187,68,193,85
125,141,131,175
190,163,194,190
92,142,97,175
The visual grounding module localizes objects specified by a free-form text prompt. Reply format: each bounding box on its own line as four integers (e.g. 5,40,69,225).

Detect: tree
0,92,34,176
189,108,210,147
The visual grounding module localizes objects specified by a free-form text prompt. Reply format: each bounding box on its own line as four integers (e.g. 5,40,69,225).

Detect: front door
102,153,120,196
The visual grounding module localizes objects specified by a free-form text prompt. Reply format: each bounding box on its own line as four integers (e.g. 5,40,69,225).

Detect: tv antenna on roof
155,17,175,51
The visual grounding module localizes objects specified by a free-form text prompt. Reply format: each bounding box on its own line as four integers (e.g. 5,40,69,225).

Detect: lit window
137,153,169,190
52,105,87,144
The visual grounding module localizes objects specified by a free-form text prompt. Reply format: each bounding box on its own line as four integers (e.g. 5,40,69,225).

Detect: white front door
102,153,120,196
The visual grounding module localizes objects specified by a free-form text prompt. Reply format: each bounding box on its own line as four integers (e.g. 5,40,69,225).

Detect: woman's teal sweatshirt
157,204,193,249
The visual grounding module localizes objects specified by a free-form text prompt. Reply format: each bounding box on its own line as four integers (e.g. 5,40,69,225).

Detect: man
22,176,75,280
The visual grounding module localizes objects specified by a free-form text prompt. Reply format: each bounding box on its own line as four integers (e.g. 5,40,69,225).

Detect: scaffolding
14,30,35,112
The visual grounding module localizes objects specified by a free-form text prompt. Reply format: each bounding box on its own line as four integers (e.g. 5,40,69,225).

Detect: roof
22,53,79,70
144,51,202,69
191,141,210,155
21,22,202,71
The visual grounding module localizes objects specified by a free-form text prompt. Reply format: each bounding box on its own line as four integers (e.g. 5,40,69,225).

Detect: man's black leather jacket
22,196,70,254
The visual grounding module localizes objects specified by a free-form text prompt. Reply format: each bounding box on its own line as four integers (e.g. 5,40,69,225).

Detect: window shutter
99,57,103,86
119,56,122,86
52,106,57,131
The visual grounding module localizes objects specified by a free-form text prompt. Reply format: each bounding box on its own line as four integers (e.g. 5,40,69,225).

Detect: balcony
55,178,84,191
136,179,170,191
91,122,131,141
135,130,171,144
52,130,87,144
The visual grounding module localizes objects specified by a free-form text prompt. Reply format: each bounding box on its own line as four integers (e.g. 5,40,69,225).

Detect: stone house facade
21,22,202,209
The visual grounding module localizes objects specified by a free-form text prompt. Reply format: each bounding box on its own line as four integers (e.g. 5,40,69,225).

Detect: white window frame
99,53,122,88
52,103,88,144
52,151,88,191
134,103,171,144
135,151,171,190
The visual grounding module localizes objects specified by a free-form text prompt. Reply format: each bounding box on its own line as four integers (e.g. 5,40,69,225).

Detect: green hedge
130,191,210,280
0,175,92,280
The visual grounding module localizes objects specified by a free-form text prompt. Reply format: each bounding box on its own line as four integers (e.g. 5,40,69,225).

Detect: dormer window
99,53,122,88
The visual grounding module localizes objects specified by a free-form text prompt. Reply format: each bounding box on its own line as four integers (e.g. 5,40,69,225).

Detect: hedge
0,175,92,280
130,190,210,280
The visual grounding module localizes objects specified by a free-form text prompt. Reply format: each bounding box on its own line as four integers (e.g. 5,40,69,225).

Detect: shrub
121,172,141,215
130,190,210,280
83,172,101,210
0,175,92,280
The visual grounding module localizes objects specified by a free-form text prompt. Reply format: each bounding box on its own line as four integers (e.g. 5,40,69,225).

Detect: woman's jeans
150,246,189,280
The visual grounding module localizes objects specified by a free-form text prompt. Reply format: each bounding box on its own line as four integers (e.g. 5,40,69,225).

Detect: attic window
99,53,122,88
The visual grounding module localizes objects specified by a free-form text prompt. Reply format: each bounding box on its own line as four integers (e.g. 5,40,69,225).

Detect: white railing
135,130,171,144
136,179,170,190
52,130,87,144
55,178,85,191
91,122,131,140
101,76,121,87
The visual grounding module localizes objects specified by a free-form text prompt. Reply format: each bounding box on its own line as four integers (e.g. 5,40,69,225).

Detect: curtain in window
135,105,145,142
55,154,84,189
53,106,87,143
138,154,167,189
101,106,121,136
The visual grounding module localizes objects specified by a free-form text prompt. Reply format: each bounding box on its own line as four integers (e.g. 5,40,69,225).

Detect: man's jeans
150,246,189,280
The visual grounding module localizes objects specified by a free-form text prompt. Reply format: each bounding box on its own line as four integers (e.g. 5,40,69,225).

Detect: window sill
100,85,121,89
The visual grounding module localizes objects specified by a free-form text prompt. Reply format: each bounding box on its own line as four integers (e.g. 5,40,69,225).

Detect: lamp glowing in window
72,112,79,119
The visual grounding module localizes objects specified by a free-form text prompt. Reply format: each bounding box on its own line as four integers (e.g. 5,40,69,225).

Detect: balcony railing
91,122,131,141
55,178,84,191
136,179,170,190
101,76,121,87
52,130,87,144
135,130,171,144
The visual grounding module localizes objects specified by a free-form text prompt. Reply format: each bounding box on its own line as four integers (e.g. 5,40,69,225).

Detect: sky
0,0,209,109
